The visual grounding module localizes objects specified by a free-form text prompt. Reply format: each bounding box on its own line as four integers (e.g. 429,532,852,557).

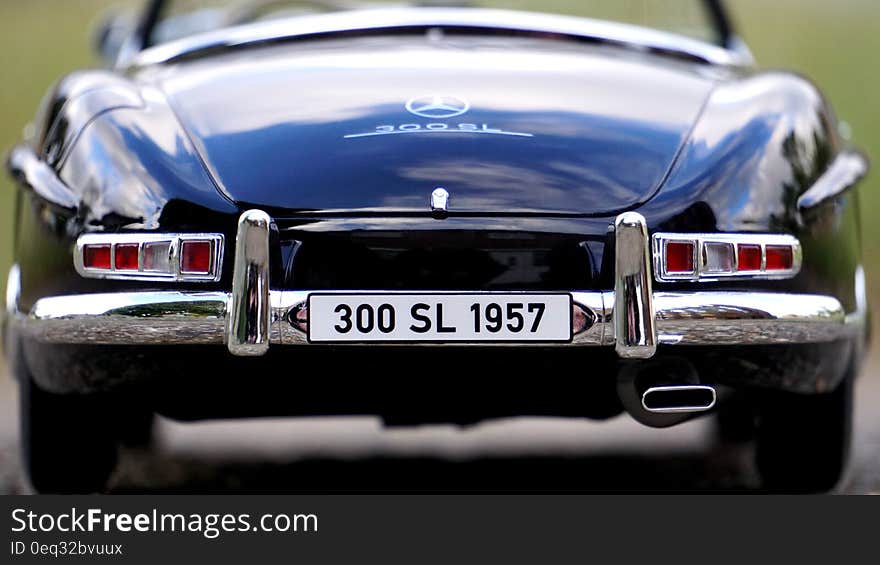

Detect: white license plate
307,293,572,343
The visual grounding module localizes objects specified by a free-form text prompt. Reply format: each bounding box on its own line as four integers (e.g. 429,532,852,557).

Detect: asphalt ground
0,349,877,493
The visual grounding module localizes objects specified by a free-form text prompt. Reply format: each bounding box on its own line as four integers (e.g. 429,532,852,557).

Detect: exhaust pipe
641,385,716,414
617,358,717,427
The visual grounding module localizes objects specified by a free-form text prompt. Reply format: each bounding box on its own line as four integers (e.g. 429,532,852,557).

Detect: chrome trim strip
2,264,22,357
5,264,20,321
227,210,272,356
614,212,657,359
653,292,845,345
74,233,224,282
127,7,752,69
10,289,857,349
652,233,802,282
797,151,869,211
23,291,228,345
846,265,869,362
847,265,868,328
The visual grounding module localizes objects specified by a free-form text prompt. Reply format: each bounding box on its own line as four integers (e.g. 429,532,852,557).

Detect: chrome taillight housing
74,233,224,281
652,233,801,282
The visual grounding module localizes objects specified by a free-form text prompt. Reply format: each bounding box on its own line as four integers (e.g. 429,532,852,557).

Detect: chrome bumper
4,211,865,358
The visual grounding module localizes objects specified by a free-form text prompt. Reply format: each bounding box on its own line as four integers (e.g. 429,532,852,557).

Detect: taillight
765,245,795,271
114,244,139,271
664,241,696,275
180,241,212,274
82,244,111,270
75,234,224,281
142,241,172,272
736,244,762,272
653,234,801,281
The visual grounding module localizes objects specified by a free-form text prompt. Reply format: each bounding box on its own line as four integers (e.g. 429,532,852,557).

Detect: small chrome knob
431,187,449,213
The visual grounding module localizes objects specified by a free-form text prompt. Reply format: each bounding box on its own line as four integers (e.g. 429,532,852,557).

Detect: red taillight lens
665,241,695,274
181,241,212,274
82,245,111,270
737,244,762,271
654,233,800,281
114,244,139,271
76,234,222,281
765,245,794,271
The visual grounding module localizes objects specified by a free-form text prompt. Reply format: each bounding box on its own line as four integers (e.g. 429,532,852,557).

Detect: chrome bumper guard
5,211,865,358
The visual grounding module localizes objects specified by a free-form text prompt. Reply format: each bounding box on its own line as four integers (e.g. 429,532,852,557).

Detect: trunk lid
158,36,715,215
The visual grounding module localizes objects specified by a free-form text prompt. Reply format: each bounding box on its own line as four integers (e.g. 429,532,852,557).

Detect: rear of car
3,5,869,492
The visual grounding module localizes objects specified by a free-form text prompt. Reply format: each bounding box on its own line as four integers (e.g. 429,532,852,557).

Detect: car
2,0,870,493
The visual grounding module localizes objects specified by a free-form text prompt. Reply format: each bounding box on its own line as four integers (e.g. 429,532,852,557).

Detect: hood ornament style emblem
406,95,470,119
431,187,449,214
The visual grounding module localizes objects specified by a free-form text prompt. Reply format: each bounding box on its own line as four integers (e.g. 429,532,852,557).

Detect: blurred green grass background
0,0,878,286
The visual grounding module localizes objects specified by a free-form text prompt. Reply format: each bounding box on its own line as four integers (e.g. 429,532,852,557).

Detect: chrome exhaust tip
641,385,716,414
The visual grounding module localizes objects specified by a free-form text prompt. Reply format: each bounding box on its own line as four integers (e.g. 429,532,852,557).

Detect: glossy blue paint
156,37,718,215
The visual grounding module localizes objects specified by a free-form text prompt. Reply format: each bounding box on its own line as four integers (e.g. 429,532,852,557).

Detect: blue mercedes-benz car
2,0,869,492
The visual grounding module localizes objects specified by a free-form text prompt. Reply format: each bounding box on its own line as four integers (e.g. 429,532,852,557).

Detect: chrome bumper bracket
226,209,272,356
614,212,657,358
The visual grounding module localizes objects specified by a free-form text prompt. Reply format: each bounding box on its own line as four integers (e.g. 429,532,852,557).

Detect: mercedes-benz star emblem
406,95,470,119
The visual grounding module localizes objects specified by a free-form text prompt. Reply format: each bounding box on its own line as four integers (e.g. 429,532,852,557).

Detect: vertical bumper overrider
227,210,272,356
614,212,658,358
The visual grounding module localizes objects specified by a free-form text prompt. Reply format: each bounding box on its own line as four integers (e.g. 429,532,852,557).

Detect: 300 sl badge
343,96,534,139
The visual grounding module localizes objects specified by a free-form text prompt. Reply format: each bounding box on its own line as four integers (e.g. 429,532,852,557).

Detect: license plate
307,293,572,343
